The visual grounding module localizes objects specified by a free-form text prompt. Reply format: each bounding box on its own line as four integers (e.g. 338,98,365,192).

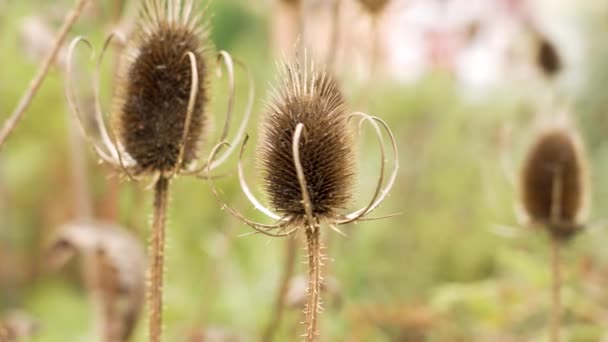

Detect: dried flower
520,126,588,239
208,54,398,341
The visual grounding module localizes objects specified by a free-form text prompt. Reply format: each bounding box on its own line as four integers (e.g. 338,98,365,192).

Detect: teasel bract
64,1,254,340
519,121,589,342
208,54,398,341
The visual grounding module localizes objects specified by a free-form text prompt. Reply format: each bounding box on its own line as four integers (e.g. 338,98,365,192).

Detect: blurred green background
2,0,608,341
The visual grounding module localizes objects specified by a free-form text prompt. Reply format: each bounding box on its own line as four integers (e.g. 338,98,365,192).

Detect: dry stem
550,236,562,342
149,176,170,342
304,225,322,342
262,235,298,341
0,0,89,150
326,0,341,72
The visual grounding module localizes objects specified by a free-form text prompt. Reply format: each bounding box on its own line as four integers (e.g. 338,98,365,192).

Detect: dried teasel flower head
259,58,355,222
207,52,398,236
358,0,390,15
113,0,210,175
536,35,562,78
520,120,589,239
48,221,146,341
66,0,253,182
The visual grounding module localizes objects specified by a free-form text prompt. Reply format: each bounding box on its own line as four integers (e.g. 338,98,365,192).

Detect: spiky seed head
113,0,210,175
259,58,355,221
536,37,561,78
520,127,589,239
358,0,390,15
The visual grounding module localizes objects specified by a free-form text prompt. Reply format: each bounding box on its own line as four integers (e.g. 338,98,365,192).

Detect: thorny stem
304,225,322,342
0,0,89,150
149,177,170,342
550,236,562,342
262,236,298,342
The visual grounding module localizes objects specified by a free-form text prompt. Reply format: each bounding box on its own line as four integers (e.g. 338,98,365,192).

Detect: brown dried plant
63,1,253,341
208,55,398,342
48,221,146,342
520,122,589,342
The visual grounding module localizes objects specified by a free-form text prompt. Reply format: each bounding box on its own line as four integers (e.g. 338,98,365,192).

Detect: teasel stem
304,225,322,342
549,165,563,342
149,176,170,342
550,235,562,342
0,0,89,150
262,236,298,341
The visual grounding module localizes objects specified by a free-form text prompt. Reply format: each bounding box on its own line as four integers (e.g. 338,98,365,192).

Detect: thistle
520,123,589,342
208,55,398,341
64,1,253,340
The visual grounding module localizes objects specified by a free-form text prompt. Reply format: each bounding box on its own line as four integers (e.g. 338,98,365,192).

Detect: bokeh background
2,0,608,341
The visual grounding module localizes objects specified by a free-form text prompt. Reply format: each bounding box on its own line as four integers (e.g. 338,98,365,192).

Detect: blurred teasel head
520,123,589,239
536,35,562,78
358,0,390,15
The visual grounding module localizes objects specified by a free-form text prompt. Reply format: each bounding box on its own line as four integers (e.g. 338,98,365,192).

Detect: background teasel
519,119,590,342
208,55,398,341
48,222,146,342
357,0,390,15
520,122,589,240
64,0,253,341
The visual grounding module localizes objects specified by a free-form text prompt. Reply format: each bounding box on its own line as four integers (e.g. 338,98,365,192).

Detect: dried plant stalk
550,236,561,342
149,177,170,342
304,226,322,341
0,0,89,150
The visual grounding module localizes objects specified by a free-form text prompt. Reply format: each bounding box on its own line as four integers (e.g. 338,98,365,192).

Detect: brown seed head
114,0,210,175
259,58,355,221
536,36,561,78
520,127,588,239
358,0,390,15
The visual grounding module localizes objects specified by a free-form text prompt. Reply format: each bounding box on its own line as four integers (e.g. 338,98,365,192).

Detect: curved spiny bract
259,60,355,222
113,0,211,175
521,127,588,239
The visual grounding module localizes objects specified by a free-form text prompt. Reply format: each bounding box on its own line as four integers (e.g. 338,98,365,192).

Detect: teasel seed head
259,58,355,222
536,36,562,78
358,0,390,15
113,0,211,175
520,125,589,239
